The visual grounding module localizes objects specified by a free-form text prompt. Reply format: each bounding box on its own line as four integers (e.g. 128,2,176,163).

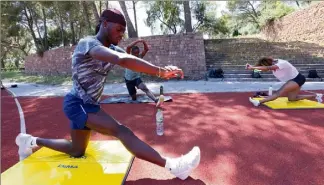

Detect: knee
288,97,297,101
70,150,85,158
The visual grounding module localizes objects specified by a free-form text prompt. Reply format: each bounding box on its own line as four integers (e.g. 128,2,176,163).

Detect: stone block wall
205,38,324,69
24,33,206,79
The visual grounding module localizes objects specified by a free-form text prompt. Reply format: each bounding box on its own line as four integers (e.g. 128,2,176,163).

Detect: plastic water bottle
156,109,164,136
156,85,164,136
269,85,273,96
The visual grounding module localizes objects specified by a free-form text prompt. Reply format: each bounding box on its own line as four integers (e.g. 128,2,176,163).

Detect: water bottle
269,85,273,96
156,109,164,136
156,85,164,136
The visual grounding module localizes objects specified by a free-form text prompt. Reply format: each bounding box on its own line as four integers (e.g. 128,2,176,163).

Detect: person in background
246,57,322,106
124,39,159,104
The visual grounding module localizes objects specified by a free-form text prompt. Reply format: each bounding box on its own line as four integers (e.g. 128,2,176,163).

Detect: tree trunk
106,1,109,9
91,2,99,23
0,50,6,69
23,5,42,53
296,1,300,7
14,58,19,68
30,8,44,46
132,1,138,34
82,1,92,33
99,1,102,15
183,1,193,33
78,24,82,41
42,7,49,50
57,10,65,46
119,1,138,38
1,60,5,69
70,21,76,45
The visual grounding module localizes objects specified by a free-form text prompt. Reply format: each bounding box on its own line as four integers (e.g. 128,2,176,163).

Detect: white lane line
5,88,26,133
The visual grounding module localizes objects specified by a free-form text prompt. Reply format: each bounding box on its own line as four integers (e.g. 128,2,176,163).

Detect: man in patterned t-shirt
15,8,201,181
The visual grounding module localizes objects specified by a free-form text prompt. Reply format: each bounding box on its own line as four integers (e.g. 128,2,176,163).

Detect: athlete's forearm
250,66,270,71
118,53,163,76
89,45,165,76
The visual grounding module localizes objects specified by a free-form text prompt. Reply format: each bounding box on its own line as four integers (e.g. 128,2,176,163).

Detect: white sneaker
249,97,260,107
15,133,38,159
166,146,201,180
316,94,323,103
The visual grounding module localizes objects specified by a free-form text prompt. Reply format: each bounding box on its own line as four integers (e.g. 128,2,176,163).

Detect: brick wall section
205,38,324,69
261,2,324,46
24,46,76,76
24,33,206,79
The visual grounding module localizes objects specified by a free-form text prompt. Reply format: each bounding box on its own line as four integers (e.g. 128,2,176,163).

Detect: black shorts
290,73,306,87
125,77,143,96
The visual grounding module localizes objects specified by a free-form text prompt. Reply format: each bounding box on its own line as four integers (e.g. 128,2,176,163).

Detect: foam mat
1,140,134,185
253,97,324,109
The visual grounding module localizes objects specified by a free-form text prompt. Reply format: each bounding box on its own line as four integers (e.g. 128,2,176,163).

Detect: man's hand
159,65,184,80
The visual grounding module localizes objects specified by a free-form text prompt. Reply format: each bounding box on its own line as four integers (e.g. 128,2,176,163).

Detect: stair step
207,63,324,67
221,69,324,74
207,65,324,70
207,77,323,82
224,74,275,78
222,72,324,77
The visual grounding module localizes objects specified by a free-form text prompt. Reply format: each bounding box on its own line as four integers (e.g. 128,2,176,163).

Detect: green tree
1,1,32,68
193,2,230,37
145,1,184,34
225,1,296,36
258,1,295,27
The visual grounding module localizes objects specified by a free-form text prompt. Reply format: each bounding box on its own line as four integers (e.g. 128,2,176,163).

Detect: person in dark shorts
246,57,322,106
15,8,200,181
124,39,158,103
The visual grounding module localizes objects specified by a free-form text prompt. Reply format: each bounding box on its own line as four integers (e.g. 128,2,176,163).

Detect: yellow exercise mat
1,140,134,185
253,97,324,109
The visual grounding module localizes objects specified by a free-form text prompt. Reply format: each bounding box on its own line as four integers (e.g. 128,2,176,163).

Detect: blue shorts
63,93,100,130
125,77,143,97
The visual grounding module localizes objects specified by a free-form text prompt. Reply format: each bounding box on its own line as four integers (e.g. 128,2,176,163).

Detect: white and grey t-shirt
70,36,125,104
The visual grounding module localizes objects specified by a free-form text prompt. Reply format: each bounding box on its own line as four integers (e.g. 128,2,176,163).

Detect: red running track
2,90,324,185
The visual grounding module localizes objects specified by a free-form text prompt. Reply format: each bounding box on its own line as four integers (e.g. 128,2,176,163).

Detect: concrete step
206,59,324,65
221,69,324,74
207,63,324,67
207,77,323,82
207,64,324,70
222,72,324,77
223,73,324,78
224,74,275,78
